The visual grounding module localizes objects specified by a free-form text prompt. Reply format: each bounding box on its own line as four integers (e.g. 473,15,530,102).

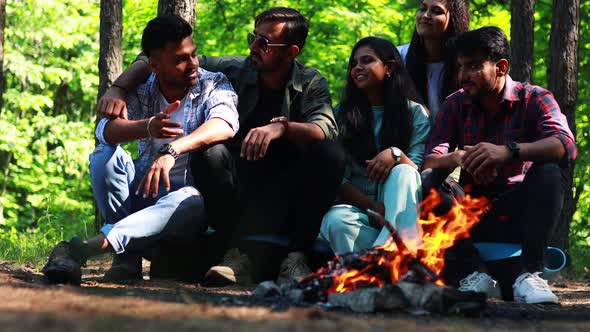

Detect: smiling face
350,45,392,93
150,36,199,90
415,0,450,39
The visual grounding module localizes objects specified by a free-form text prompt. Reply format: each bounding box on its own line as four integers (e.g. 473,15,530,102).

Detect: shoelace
520,272,551,291
458,272,486,290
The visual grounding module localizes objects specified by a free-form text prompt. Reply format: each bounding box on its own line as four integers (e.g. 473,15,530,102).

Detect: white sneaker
513,272,559,304
457,271,502,299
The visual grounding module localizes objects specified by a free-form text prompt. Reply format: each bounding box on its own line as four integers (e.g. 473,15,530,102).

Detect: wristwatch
270,116,289,131
506,141,520,160
158,143,179,160
390,147,402,163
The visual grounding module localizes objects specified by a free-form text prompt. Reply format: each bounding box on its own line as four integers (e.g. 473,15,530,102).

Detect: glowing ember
303,189,489,294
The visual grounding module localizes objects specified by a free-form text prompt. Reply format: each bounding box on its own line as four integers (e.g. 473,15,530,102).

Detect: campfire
300,189,490,296
255,190,492,315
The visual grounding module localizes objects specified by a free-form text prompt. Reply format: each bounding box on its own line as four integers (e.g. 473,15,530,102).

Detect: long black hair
338,37,425,165
405,0,470,105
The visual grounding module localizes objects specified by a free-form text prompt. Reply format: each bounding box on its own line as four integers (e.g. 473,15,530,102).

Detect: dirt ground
1,256,590,332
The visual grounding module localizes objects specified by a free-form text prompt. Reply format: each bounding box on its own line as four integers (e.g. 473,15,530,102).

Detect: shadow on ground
1,258,590,332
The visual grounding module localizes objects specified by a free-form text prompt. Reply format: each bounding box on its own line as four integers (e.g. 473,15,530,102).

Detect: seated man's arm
462,90,577,181
286,74,337,142
523,90,577,162
240,74,337,161
136,72,239,197
97,57,152,119
98,97,183,145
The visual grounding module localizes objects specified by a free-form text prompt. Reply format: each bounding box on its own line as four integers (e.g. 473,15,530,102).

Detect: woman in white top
398,0,470,119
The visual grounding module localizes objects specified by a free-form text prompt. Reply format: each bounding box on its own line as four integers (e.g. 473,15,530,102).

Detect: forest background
0,0,588,274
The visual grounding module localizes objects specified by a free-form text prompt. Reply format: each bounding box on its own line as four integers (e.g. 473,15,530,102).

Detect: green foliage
0,0,588,275
0,0,98,264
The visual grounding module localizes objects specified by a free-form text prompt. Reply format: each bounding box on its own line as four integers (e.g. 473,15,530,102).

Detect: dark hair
255,7,309,50
405,0,470,105
338,37,425,164
141,15,193,57
450,26,511,63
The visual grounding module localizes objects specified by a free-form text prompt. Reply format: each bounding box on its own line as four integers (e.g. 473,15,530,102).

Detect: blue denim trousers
89,144,207,254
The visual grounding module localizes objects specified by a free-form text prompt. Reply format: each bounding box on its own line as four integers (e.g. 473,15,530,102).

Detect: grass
0,229,59,268
0,216,94,269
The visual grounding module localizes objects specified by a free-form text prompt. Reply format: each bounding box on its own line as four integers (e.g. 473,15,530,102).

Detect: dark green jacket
198,55,338,139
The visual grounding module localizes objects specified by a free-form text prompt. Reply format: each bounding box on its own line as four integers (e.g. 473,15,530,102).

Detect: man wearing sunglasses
96,8,345,286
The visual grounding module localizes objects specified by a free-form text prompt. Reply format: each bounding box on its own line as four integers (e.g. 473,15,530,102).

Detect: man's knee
524,162,565,192
191,143,233,174
90,144,134,185
306,140,346,174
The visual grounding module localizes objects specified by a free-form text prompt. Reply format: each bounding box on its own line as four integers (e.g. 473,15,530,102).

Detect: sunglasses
247,32,288,53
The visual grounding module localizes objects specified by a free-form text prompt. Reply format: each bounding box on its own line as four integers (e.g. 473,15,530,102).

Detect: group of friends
41,1,576,306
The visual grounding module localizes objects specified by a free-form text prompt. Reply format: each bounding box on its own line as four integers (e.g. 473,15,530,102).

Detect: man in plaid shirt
41,15,239,285
424,27,576,304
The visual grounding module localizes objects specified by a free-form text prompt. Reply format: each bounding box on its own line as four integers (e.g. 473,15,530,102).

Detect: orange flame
319,189,489,293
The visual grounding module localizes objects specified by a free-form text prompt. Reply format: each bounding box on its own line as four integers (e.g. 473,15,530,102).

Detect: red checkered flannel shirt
425,75,577,188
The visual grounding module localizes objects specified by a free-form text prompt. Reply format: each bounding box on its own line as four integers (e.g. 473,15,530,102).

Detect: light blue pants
89,144,206,254
320,164,422,255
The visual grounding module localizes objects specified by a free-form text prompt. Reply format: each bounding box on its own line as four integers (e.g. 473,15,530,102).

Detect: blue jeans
89,144,207,254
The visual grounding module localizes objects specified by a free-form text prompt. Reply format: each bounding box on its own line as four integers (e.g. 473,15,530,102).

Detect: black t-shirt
236,86,284,143
230,86,300,180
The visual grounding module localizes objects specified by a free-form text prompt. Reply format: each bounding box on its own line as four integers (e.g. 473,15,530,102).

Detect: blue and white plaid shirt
95,68,239,185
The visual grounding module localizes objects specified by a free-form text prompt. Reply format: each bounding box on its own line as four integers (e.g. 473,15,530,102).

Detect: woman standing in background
398,0,470,118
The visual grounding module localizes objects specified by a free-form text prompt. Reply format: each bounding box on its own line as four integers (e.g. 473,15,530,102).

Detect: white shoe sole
514,295,559,304
203,267,252,287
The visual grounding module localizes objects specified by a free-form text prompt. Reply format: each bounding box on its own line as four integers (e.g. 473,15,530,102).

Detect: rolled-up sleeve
425,98,459,157
95,118,111,145
203,72,240,134
532,90,577,160
301,75,338,140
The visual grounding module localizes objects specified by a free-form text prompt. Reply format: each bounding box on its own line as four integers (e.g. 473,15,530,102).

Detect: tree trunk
98,0,123,100
0,0,7,114
510,0,535,83
547,0,580,250
158,0,197,27
96,0,123,232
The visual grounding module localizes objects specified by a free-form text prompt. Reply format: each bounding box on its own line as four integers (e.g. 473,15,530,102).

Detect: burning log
327,285,407,313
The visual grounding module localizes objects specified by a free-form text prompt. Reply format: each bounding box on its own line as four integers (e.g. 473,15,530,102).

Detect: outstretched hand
148,101,184,139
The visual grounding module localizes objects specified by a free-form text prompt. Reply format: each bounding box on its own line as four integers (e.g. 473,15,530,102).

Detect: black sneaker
102,252,142,282
41,237,88,285
276,251,312,285
203,248,252,287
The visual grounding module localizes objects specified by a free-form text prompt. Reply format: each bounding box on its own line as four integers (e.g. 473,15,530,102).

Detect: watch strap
159,143,179,160
506,141,520,160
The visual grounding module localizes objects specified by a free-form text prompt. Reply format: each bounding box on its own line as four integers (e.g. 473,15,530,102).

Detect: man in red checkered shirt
423,27,576,304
